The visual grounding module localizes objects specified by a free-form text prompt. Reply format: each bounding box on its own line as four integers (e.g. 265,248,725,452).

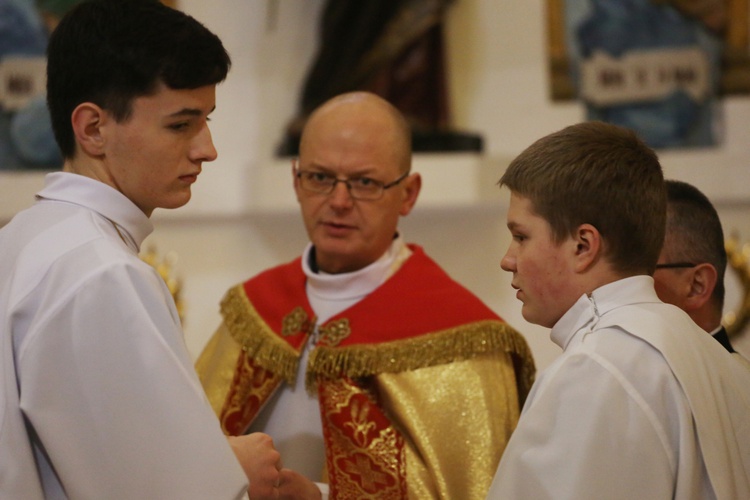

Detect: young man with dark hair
486,121,750,499
0,1,315,498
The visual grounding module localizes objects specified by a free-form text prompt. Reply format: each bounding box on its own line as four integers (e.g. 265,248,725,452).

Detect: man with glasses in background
653,179,736,353
196,91,535,500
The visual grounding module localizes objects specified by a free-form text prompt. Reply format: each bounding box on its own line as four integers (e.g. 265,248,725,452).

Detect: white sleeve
17,260,248,499
486,351,677,500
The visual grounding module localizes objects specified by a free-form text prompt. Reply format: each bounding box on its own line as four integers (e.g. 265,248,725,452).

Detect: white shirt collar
302,235,410,303
551,275,661,350
36,172,153,252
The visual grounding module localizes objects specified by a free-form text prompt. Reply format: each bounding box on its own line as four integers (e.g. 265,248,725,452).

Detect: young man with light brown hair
487,121,750,499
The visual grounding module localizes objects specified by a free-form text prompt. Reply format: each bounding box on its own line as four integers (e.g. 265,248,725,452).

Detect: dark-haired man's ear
572,223,602,273
71,102,107,157
684,263,718,311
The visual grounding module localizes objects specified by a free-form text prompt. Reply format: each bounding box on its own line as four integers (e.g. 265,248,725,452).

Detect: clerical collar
301,235,409,302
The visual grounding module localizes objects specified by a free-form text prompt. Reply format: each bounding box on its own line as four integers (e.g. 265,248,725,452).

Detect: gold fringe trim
221,284,302,385
307,321,535,394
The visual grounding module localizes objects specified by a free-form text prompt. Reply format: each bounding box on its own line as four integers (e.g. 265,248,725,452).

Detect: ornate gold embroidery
320,379,406,499
344,398,377,448
340,453,393,494
282,306,313,336
221,355,281,435
318,318,351,346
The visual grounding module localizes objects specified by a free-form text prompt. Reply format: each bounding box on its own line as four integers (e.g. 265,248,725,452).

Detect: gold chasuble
196,245,535,500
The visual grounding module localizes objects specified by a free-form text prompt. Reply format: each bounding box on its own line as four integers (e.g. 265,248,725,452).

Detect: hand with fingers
227,433,282,500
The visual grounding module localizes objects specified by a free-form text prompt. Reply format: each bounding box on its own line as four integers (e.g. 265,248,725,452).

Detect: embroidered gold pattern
320,379,406,499
282,306,312,336
341,453,391,492
221,355,281,435
344,398,377,448
318,318,351,346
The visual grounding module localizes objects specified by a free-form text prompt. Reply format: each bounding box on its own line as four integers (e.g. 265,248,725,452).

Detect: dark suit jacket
714,326,735,353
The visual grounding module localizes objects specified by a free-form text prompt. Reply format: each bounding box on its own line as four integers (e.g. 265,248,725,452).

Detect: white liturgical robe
487,276,750,500
0,173,247,499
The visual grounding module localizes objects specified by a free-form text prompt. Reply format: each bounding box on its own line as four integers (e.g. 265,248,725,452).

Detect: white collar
36,172,153,252
551,275,661,350
302,235,410,302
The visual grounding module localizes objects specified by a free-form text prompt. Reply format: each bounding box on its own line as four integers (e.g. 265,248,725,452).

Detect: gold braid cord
196,285,306,435
307,322,535,396
221,284,302,385
218,284,535,398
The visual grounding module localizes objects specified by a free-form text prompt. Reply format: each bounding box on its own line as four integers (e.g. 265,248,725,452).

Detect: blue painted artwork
565,0,723,148
0,0,80,170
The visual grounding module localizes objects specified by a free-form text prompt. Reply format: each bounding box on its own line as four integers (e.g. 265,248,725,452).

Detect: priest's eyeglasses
654,262,698,270
294,163,409,201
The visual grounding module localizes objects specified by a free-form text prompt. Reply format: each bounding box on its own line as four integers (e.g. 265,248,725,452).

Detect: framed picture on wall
547,0,750,100
546,0,749,149
0,1,64,172
0,0,178,172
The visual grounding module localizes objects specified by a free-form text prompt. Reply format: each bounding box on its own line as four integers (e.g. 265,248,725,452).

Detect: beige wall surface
165,0,750,368
2,0,748,369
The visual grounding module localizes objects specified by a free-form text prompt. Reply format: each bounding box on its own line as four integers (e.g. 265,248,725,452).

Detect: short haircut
664,179,726,308
500,121,666,275
47,0,231,158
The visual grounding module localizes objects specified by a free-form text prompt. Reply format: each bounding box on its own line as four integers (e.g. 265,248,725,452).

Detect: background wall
168,0,750,369
2,0,748,370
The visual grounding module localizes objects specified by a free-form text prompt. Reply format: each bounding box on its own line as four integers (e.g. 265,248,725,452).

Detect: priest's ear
684,262,718,312
399,172,421,216
70,102,108,157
